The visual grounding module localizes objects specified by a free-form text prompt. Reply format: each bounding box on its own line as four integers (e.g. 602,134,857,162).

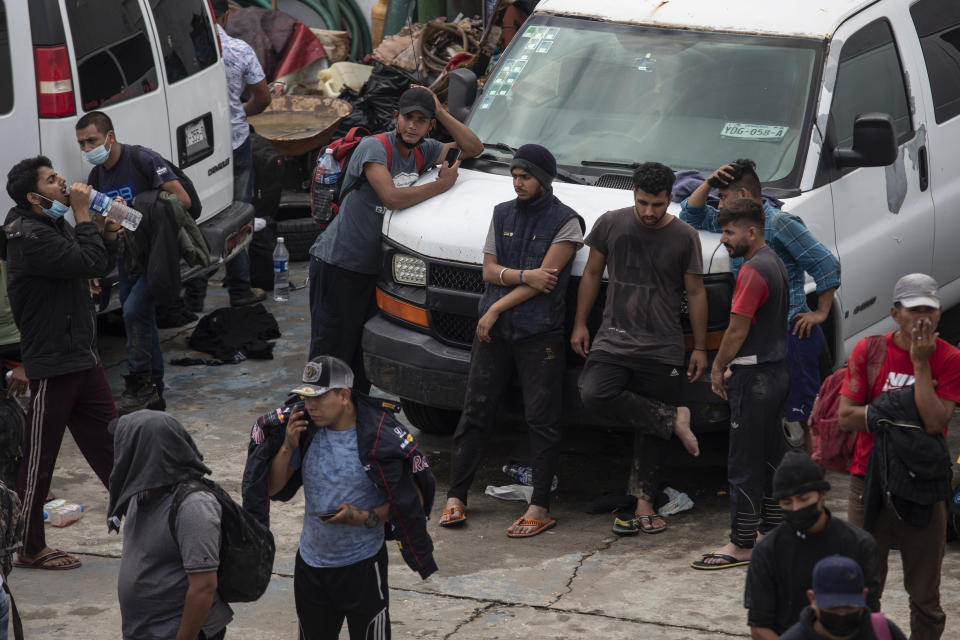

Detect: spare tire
276,217,322,262
401,400,459,435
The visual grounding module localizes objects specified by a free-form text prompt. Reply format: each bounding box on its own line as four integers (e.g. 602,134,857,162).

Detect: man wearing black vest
439,145,583,537
693,198,790,570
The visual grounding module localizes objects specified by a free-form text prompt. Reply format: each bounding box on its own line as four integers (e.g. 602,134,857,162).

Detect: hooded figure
108,410,232,640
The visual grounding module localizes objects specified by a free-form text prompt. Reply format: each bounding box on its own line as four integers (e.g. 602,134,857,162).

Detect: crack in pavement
545,534,620,608
70,552,747,637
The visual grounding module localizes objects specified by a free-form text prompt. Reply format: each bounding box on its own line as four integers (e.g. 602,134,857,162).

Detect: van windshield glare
467,17,824,187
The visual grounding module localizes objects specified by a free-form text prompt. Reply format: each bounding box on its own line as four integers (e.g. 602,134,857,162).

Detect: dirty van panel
466,15,823,190
64,0,159,111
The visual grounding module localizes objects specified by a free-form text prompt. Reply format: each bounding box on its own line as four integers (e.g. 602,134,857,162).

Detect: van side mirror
834,113,898,168
447,68,478,123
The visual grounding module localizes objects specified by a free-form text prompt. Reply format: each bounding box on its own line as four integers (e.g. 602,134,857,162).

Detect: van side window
910,0,960,124
830,19,913,147
64,0,158,111
0,2,12,115
150,0,219,84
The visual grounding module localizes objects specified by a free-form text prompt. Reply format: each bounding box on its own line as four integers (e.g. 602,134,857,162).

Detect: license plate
185,120,207,148
720,122,788,140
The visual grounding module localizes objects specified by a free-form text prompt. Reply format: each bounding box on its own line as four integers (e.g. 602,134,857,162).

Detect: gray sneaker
117,375,160,415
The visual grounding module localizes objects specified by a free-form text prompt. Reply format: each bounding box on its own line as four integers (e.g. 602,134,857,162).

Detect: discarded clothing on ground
184,304,281,363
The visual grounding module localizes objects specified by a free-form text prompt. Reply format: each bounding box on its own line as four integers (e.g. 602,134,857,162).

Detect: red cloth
730,264,769,321
840,331,960,475
274,22,327,81
226,8,326,82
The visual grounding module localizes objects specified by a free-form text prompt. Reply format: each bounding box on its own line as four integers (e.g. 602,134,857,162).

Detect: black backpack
168,477,275,603
88,145,203,220
0,395,24,490
1,480,24,640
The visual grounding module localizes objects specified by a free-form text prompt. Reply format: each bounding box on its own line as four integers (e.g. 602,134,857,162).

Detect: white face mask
83,137,112,165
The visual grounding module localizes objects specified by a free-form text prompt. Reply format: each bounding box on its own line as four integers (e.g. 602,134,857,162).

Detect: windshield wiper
581,159,640,170
482,141,516,154
556,169,588,185
479,142,587,185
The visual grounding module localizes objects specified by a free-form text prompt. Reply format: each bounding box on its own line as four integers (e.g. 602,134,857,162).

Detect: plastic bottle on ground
502,463,559,491
273,237,289,302
88,188,142,231
43,499,84,527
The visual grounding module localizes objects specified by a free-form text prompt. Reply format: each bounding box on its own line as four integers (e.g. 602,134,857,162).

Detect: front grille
430,264,484,293
432,311,477,346
594,173,633,190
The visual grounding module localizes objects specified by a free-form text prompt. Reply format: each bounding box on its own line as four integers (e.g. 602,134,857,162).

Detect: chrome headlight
392,254,427,286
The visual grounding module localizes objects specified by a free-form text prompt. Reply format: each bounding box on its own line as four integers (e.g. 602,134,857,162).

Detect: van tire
276,217,321,262
401,400,459,435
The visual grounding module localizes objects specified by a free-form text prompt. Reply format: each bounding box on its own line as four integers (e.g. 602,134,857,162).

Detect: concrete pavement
8,261,960,639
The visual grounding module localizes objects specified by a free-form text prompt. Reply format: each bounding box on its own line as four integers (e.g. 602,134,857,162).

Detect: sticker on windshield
479,95,496,110
721,122,789,140
635,54,656,72
537,40,554,53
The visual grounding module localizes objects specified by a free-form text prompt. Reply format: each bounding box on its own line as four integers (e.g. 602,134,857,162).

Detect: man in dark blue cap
744,451,880,638
439,144,583,537
308,86,482,391
779,555,905,640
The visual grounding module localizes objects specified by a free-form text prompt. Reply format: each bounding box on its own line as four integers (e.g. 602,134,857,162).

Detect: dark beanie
772,450,831,500
510,144,557,189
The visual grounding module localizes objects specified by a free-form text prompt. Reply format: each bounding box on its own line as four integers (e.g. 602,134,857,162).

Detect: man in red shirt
692,198,790,570
838,273,960,640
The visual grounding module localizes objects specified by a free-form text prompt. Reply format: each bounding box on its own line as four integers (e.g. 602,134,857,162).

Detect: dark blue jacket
478,191,581,341
241,394,437,578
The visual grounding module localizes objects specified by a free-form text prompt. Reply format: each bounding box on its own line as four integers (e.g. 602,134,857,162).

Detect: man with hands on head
308,85,483,391
681,159,840,451
269,356,437,640
4,156,120,571
572,162,704,537
439,145,583,538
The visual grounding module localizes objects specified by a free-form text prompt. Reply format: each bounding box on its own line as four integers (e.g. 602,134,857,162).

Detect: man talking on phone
268,355,437,640
307,86,483,390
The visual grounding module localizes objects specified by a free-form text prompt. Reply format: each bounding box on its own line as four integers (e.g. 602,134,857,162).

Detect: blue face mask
33,193,70,219
83,139,112,166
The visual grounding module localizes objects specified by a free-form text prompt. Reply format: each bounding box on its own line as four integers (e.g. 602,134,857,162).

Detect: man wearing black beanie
439,144,584,537
744,451,880,638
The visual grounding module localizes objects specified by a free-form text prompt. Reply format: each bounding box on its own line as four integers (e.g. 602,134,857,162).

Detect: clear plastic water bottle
311,148,340,224
88,188,142,231
502,463,559,491
273,237,289,302
43,499,84,527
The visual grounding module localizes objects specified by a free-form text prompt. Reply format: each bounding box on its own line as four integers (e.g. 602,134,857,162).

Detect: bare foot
635,498,666,532
673,406,699,456
506,504,552,536
439,497,466,526
699,541,751,566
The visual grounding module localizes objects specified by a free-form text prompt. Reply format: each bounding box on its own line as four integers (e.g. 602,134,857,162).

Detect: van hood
383,167,731,275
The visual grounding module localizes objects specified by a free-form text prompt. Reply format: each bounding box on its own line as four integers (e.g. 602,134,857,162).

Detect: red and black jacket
242,394,437,578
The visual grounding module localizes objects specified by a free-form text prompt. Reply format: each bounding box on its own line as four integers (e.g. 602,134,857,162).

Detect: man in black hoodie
439,145,583,538
780,555,905,640
4,156,119,570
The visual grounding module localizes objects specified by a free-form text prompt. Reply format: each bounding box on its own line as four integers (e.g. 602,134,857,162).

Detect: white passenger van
0,0,252,307
362,0,960,433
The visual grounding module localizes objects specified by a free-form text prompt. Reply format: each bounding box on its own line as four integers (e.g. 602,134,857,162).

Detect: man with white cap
779,555,905,640
838,273,960,640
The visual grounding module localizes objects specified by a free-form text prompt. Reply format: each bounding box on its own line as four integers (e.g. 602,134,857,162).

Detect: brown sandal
14,549,82,570
506,517,556,538
439,505,467,527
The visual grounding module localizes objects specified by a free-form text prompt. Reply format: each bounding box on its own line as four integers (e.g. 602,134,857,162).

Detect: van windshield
467,16,823,187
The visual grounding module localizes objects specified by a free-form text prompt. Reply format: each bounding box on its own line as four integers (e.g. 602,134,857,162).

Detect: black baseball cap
812,555,867,610
397,87,436,119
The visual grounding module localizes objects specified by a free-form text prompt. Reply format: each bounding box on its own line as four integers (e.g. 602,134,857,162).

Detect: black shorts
294,545,390,640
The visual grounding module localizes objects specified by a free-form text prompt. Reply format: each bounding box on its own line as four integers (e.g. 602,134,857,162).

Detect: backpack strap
3,581,23,640
864,334,888,398
129,145,149,183
870,612,892,640
167,479,208,544
373,134,426,174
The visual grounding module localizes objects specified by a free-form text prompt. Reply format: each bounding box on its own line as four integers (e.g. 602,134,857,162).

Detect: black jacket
242,394,437,578
3,206,117,379
779,606,906,640
864,386,952,529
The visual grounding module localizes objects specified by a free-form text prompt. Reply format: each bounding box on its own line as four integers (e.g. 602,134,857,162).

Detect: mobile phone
281,401,306,421
444,147,461,167
311,511,339,519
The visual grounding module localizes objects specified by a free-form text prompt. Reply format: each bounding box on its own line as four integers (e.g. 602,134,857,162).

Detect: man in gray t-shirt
108,410,231,640
307,86,483,391
572,162,705,537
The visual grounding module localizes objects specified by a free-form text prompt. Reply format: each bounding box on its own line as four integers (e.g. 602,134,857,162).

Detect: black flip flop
690,551,749,570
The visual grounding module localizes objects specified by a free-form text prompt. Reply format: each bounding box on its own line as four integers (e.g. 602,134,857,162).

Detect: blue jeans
0,584,10,640
118,261,163,385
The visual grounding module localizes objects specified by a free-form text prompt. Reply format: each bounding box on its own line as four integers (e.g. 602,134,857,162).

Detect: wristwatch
363,510,381,529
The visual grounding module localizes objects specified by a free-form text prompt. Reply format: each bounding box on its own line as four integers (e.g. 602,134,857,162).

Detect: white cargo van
0,0,252,307
362,0,960,433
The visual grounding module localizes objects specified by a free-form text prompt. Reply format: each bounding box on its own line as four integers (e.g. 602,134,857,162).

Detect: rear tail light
34,45,75,117
206,0,222,56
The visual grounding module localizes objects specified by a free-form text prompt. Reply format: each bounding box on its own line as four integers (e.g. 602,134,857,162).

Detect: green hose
297,0,337,29
339,0,371,57
384,0,414,39
320,0,341,33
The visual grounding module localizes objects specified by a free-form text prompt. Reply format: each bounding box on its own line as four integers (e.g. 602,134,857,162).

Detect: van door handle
918,146,929,192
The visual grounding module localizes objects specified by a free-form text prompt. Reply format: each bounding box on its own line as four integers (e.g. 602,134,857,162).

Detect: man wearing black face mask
780,555,905,640
307,86,482,390
745,451,881,638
